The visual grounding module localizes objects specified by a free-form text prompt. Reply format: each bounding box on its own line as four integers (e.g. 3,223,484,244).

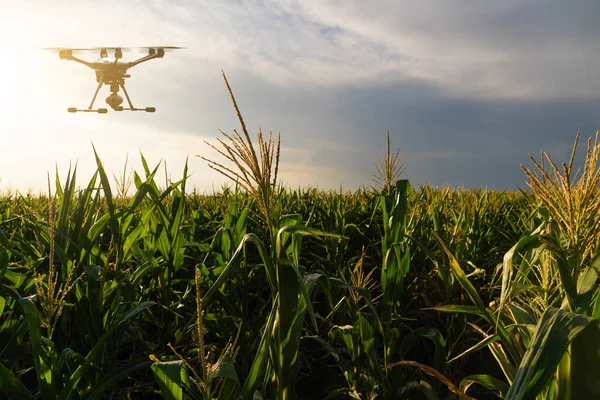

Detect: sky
1,0,600,194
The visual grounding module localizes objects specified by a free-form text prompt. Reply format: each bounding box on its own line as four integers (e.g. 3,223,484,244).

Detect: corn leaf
506,307,598,399
151,360,184,400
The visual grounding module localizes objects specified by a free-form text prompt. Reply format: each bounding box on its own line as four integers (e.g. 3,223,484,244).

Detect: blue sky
1,1,599,193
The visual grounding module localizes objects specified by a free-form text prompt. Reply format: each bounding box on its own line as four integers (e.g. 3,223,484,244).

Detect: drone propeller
139,46,185,50
44,46,184,53
45,46,184,59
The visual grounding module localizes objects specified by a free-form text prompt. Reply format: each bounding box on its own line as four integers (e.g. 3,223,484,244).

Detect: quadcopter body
46,46,183,113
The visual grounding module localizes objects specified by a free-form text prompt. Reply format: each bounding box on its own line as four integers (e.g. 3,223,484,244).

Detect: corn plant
430,132,600,399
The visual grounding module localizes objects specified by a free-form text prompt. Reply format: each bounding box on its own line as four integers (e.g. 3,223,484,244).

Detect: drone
45,46,183,113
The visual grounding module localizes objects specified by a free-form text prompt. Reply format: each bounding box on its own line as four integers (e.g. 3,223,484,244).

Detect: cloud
281,1,600,99
15,1,600,99
70,0,597,100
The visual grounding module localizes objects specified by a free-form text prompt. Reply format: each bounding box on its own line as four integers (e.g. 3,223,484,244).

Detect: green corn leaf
241,298,277,395
209,355,239,384
357,312,380,379
87,213,110,242
151,360,185,400
381,180,410,255
429,304,486,316
329,325,355,357
399,327,446,372
56,348,83,378
203,233,274,305
123,181,152,221
498,232,543,314
460,374,509,399
271,255,301,399
17,296,56,400
253,391,265,400
381,243,410,320
434,232,521,366
55,163,64,199
448,334,501,364
56,163,77,237
83,359,153,400
303,335,340,363
123,223,148,256
58,301,156,399
328,277,383,335
559,320,600,399
0,363,31,400
575,256,600,314
506,307,598,399
92,145,118,245
290,262,318,333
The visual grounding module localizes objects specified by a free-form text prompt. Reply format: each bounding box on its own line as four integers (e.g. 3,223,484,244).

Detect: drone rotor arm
126,53,160,69
65,54,95,69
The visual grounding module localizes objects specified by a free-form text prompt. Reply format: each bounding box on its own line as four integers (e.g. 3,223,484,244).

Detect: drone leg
88,80,104,110
119,82,156,112
119,82,136,110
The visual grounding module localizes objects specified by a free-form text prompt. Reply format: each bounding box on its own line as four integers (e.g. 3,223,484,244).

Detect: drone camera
105,92,124,109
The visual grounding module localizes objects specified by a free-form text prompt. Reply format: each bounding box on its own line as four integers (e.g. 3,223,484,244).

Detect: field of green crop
2,76,600,399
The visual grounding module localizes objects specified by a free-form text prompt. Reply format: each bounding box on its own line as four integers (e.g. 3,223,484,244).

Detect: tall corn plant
521,132,600,266
164,70,344,400
377,179,458,397
324,179,472,399
372,129,405,194
199,71,280,230
507,131,600,398
434,132,600,399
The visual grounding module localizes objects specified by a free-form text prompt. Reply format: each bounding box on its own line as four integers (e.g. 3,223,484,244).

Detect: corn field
2,75,600,400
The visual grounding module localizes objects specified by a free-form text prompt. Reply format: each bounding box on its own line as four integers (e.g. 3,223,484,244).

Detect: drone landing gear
114,106,156,112
68,79,156,113
68,107,108,113
112,82,155,112
67,81,108,113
